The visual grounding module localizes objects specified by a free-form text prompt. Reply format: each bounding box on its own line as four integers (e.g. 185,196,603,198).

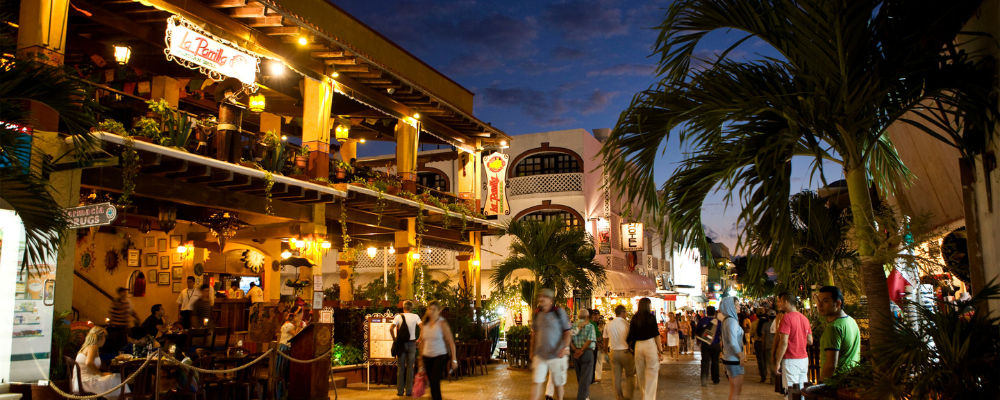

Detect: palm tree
0,23,98,274
490,219,606,303
599,0,987,353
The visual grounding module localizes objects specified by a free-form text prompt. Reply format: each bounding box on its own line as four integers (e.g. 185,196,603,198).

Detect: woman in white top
417,301,457,400
276,306,304,400
666,315,680,359
74,326,129,399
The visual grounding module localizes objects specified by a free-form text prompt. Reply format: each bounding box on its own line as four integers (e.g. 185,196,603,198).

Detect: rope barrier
275,347,333,364
47,351,156,400
162,349,273,374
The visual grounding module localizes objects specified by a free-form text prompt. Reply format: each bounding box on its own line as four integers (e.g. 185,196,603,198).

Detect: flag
887,268,910,303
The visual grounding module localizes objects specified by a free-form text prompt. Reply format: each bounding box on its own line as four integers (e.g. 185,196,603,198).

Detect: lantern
113,44,132,64
366,247,377,259
335,124,349,140
248,93,265,112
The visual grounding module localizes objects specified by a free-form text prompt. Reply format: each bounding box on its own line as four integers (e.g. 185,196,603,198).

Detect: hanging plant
105,249,120,273
263,171,275,215
118,134,139,208
415,199,426,250
374,189,386,227
340,200,351,252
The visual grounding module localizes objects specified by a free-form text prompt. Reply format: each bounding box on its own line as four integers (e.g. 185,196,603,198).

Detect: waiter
176,276,199,329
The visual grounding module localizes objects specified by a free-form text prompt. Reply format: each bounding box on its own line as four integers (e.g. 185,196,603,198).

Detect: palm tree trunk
844,167,892,357
960,158,988,315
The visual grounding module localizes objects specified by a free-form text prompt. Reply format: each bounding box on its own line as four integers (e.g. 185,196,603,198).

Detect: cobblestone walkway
332,352,784,399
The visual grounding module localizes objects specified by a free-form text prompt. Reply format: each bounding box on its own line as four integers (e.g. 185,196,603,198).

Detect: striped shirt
109,298,133,327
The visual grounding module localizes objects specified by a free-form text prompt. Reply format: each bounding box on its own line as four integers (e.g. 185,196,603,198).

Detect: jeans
574,349,594,400
610,350,636,400
754,341,768,381
634,339,659,400
396,341,417,395
276,343,291,400
700,343,720,384
423,355,448,400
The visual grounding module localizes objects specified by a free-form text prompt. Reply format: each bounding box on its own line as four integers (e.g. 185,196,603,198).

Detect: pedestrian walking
591,311,606,383
774,293,812,397
695,306,722,386
772,309,785,394
626,298,661,400
817,286,860,380
417,300,458,400
604,305,635,400
105,287,140,354
720,297,745,400
665,314,679,359
391,300,420,397
679,313,691,355
571,309,596,400
751,308,771,383
530,288,572,400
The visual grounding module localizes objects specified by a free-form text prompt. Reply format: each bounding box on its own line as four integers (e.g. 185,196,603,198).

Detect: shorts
532,355,568,385
724,362,744,376
781,358,809,389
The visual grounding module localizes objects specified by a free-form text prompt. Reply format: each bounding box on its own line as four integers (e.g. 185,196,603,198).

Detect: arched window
519,209,582,230
513,152,581,177
417,171,448,191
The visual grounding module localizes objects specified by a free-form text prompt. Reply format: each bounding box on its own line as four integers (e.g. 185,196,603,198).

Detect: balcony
507,172,583,197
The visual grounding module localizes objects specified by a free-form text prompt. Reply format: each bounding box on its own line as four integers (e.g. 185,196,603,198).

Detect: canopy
601,270,656,297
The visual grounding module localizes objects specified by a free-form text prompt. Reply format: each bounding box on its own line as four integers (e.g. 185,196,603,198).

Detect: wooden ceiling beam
323,58,357,65
247,16,284,27
229,5,266,18
330,64,369,73
258,26,300,36
311,50,346,58
207,0,248,8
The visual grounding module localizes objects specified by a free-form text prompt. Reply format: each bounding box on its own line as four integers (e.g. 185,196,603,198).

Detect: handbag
412,370,428,397
696,318,719,346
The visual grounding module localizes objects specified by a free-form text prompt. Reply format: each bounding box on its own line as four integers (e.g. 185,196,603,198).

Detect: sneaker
701,377,707,387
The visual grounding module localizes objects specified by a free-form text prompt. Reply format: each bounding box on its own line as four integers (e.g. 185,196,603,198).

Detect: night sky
335,0,839,253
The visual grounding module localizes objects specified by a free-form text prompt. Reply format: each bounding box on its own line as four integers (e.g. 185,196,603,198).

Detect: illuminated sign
65,203,117,229
620,222,644,252
596,218,611,254
165,16,258,87
482,153,510,216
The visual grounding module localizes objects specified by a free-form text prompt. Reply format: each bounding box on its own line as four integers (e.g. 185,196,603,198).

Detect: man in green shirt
817,286,860,379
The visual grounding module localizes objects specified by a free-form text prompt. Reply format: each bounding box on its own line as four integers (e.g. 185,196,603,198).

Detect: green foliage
490,219,606,302
96,119,127,136
355,273,400,304
331,342,364,366
259,130,287,173
131,117,159,139
118,135,139,208
143,99,194,148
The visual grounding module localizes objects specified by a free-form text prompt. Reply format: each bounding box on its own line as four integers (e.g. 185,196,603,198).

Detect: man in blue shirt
695,306,722,386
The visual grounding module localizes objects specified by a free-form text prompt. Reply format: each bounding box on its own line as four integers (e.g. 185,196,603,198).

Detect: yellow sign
621,222,644,252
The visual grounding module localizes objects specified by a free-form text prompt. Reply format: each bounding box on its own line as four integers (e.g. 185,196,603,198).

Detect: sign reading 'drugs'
621,222,644,252
165,16,258,86
65,202,117,229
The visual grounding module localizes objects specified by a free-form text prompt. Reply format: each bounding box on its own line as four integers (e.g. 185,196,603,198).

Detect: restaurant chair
189,328,211,350
478,340,492,375
62,356,96,396
211,327,232,351
120,359,155,400
195,355,231,400
456,343,474,377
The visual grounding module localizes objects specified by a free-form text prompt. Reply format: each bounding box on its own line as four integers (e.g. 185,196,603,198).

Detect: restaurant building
2,0,508,388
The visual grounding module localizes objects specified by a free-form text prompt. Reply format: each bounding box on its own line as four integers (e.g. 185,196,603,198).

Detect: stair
0,383,23,400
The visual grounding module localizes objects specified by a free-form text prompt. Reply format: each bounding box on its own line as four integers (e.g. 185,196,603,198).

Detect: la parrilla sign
165,16,258,86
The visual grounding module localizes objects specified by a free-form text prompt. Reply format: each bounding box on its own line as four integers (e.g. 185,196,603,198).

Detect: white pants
781,358,809,392
633,338,659,400
595,349,605,380
534,355,568,386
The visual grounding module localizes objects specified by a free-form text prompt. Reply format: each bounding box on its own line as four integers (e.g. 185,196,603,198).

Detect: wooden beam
207,0,248,8
247,16,284,27
323,58,357,65
330,64,369,73
229,5,266,18
259,26,300,36
81,168,313,221
311,51,346,58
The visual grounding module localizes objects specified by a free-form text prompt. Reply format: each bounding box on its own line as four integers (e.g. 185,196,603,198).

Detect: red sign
663,294,677,301
482,153,509,216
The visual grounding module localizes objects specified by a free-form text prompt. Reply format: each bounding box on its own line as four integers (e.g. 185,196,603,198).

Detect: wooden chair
120,359,155,400
62,356,96,396
457,342,475,377
478,340,492,375
195,355,231,400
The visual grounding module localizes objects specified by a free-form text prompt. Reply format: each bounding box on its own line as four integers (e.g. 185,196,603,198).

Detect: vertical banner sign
483,153,510,216
164,16,259,87
596,218,611,254
621,222,644,251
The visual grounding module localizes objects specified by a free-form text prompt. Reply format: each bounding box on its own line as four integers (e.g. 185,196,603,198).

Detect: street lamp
113,44,132,64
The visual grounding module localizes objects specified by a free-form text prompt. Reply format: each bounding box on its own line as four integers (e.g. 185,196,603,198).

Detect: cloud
569,89,619,115
542,0,630,40
551,46,588,61
702,224,720,241
480,85,617,126
586,63,655,77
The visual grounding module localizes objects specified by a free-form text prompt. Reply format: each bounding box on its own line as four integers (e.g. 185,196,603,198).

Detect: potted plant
295,145,309,170
332,159,352,180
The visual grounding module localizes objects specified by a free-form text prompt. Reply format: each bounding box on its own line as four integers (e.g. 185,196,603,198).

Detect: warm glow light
411,252,421,260
248,93,266,112
176,245,187,254
203,318,209,325
297,36,308,46
471,260,480,267
281,135,287,141
335,124,349,140
280,250,292,259
113,44,131,64
330,71,339,78
288,240,298,249
387,247,396,255
359,138,366,143
268,60,285,76
413,113,420,120
366,247,377,259
499,140,508,148
320,241,332,249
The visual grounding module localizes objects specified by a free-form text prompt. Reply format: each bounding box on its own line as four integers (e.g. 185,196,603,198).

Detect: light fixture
268,60,285,76
320,241,331,249
413,113,420,120
248,92,265,112
366,247,377,259
113,44,132,64
411,252,421,260
335,124,349,140
499,140,508,148
281,250,292,259
176,245,188,254
288,239,298,249
281,135,287,141
386,88,395,94
330,71,339,78
297,36,308,46
359,138,366,144
471,260,480,267
387,247,396,255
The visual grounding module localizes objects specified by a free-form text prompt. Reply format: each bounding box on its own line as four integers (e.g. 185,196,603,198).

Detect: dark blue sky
335,0,839,252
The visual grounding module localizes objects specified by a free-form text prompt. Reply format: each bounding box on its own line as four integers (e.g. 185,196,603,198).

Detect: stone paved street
332,352,784,399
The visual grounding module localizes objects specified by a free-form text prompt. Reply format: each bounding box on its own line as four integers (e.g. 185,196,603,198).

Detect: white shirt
279,321,296,345
605,316,630,351
176,288,200,311
393,312,419,340
247,286,264,303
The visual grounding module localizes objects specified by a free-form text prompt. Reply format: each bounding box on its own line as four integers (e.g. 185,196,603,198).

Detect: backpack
391,314,412,357
696,318,720,348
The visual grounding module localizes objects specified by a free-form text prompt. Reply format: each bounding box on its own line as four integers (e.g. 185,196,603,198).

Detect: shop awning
600,270,656,297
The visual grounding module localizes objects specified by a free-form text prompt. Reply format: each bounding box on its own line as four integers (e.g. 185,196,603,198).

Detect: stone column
16,0,69,65
302,77,332,179
395,120,419,192
395,218,416,299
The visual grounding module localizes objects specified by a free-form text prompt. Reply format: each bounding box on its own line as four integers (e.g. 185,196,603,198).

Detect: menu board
364,313,396,364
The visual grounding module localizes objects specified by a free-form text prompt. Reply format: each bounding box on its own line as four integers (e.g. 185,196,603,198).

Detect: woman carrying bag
417,300,458,400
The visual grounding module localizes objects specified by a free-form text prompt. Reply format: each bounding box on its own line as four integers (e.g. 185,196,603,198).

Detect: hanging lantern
248,92,266,112
157,205,177,233
366,247,377,259
113,44,132,64
196,211,248,249
334,124,349,140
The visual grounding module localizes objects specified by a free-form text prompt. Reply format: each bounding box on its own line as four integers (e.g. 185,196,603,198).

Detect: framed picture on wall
158,272,170,285
145,253,158,267
147,269,157,280
127,249,141,267
144,236,155,249
172,282,182,293
160,256,170,270
169,235,183,248
157,239,167,252
171,252,183,265
172,267,182,281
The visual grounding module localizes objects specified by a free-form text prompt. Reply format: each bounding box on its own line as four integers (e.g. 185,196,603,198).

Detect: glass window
417,171,448,191
519,209,582,230
513,152,581,177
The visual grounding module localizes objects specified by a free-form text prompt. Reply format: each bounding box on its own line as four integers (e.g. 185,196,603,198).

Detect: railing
506,172,583,196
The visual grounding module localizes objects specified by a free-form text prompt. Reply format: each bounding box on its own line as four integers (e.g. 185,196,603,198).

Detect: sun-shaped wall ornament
241,249,265,273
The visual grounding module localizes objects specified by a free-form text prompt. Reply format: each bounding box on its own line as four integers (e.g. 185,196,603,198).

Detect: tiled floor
332,352,785,399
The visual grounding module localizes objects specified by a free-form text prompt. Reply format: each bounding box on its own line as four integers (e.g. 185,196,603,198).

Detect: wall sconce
366,247,377,259
320,241,332,249
176,245,188,254
335,124,349,140
113,44,132,64
471,260,480,267
280,250,292,259
387,247,396,255
248,92,265,112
